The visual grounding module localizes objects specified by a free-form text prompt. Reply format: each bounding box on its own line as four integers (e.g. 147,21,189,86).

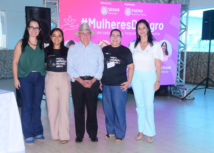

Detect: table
0,89,25,153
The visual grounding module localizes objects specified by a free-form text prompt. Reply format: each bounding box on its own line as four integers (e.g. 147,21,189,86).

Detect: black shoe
75,138,82,143
91,137,98,142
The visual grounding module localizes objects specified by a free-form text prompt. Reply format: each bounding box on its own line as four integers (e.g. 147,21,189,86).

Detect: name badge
107,62,115,69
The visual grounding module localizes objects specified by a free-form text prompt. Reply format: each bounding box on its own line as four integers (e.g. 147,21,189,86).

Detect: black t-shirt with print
101,45,133,86
45,48,68,72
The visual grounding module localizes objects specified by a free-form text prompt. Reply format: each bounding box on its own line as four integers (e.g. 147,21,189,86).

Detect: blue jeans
102,85,127,139
18,72,45,140
131,70,156,137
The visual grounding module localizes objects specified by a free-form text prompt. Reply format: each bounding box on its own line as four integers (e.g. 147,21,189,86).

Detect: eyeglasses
79,32,91,37
110,35,121,39
28,26,40,31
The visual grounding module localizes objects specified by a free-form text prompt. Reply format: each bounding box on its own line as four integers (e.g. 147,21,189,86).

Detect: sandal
115,138,123,142
61,140,68,144
35,135,45,141
136,133,143,140
147,137,153,143
105,134,115,139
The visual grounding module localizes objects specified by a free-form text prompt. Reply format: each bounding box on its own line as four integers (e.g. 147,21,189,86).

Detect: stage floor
1,78,214,153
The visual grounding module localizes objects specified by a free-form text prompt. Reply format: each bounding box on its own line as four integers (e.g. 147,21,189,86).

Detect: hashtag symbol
81,18,87,23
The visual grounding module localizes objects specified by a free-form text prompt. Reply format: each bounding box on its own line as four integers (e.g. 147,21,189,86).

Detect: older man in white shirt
67,23,104,143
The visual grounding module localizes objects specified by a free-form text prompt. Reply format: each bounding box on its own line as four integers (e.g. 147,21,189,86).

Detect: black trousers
71,80,100,139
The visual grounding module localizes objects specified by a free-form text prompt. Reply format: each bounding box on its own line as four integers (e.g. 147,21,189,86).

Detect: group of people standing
12,18,163,145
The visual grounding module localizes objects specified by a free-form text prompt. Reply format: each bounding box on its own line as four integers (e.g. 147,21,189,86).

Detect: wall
0,0,43,50
0,0,43,79
185,0,214,85
182,52,214,86
0,49,13,78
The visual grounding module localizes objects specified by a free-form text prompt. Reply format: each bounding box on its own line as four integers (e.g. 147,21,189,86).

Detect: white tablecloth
0,89,25,153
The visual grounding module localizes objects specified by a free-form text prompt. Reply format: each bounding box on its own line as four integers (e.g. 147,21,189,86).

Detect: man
67,23,104,143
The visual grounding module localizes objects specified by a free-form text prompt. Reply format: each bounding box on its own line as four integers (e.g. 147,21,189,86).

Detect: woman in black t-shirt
100,29,134,142
45,28,70,144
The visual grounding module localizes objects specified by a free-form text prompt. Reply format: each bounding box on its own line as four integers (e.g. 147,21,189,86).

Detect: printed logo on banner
101,6,120,15
101,6,108,15
125,8,132,16
61,16,78,32
124,7,144,16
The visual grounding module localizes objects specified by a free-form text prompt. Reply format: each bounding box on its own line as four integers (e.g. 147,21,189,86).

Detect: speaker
25,6,51,43
202,10,214,40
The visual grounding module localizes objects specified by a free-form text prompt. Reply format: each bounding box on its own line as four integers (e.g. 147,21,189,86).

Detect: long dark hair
134,19,155,48
161,42,169,55
47,28,67,56
21,18,44,52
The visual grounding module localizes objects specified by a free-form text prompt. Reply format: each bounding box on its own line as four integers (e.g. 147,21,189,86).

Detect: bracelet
156,81,160,83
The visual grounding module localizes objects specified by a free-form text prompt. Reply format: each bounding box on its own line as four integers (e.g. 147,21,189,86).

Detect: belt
80,76,93,80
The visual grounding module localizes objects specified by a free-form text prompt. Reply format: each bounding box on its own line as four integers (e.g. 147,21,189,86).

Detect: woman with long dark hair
129,19,164,143
45,28,70,144
12,18,46,144
161,42,170,62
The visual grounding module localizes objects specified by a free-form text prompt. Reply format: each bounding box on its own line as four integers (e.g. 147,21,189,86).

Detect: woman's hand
99,80,102,91
154,81,160,92
121,81,130,91
14,78,21,89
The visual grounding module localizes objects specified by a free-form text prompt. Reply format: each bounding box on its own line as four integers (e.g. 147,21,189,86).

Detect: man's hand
86,78,97,88
81,80,90,88
78,79,90,88
75,77,89,88
75,77,97,88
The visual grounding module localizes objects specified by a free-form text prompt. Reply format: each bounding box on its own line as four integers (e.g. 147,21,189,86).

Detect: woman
129,19,164,143
12,18,46,144
100,29,134,142
161,42,170,62
45,28,70,144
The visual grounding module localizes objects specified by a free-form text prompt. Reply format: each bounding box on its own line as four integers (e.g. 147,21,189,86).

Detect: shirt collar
79,41,92,48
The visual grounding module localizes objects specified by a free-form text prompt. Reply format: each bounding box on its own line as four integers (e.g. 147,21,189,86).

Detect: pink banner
59,0,181,85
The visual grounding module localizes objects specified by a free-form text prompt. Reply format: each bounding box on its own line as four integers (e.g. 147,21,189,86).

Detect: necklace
28,41,37,46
